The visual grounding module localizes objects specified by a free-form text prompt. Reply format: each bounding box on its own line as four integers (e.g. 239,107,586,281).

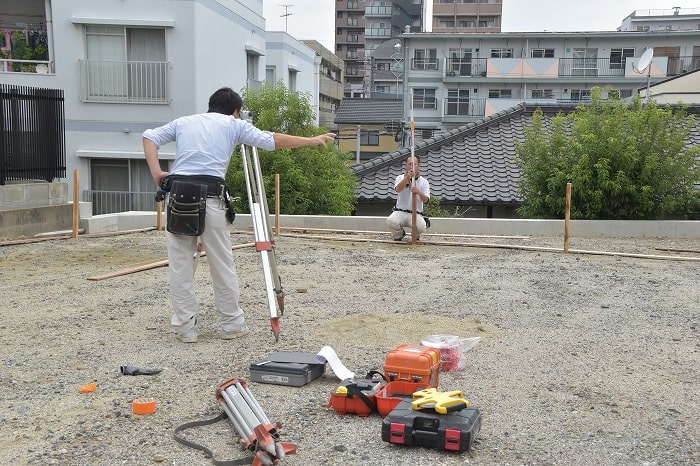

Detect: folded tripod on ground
174,377,296,466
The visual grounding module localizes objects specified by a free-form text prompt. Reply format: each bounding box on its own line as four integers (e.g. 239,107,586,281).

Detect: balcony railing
558,58,626,77
444,58,487,77
78,59,169,104
438,56,699,79
1,59,53,74
83,190,158,216
442,98,485,118
365,27,392,38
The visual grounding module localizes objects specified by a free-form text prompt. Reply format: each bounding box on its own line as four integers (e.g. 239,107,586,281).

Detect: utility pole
278,4,293,32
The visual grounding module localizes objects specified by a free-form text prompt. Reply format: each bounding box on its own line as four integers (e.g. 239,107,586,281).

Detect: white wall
1,0,315,197
265,32,319,122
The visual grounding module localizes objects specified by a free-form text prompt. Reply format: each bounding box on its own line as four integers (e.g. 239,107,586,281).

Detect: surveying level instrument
240,144,285,342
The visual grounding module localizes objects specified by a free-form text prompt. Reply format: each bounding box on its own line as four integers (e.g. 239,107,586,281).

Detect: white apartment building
1,0,318,214
396,30,700,137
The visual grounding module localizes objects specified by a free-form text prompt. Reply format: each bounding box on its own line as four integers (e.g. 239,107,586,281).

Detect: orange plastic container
326,378,385,417
383,344,441,388
376,380,429,417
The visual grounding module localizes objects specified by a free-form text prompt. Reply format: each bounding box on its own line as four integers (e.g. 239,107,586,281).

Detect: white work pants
166,198,244,334
387,210,427,239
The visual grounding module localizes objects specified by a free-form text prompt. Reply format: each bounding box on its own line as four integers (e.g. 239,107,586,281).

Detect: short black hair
207,87,243,115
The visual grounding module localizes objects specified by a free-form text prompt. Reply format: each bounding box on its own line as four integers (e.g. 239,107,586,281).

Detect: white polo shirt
394,175,430,212
143,112,275,178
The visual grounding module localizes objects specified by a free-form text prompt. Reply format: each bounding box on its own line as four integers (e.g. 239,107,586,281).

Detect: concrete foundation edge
80,212,700,239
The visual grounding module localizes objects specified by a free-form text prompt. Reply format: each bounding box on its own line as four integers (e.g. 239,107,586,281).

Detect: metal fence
78,59,170,104
84,190,159,216
0,84,66,185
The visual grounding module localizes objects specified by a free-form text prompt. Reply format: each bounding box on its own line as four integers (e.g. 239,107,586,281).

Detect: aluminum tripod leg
241,144,285,341
215,377,296,465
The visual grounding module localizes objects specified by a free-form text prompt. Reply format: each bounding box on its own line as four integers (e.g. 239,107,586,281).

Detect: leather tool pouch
167,180,208,236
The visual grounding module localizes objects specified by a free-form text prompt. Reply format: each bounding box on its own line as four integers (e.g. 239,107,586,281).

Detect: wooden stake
86,242,255,280
564,182,571,252
156,201,163,231
280,233,700,262
72,169,79,238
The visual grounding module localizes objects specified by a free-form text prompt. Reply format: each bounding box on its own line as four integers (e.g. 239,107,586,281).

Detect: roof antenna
278,4,293,32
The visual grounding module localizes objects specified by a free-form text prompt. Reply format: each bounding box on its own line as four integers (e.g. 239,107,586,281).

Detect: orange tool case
326,371,386,417
376,380,429,417
383,344,441,388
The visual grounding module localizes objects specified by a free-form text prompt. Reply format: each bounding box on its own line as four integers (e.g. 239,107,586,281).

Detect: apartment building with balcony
619,7,700,32
1,0,319,214
397,29,700,138
431,0,502,34
336,0,425,98
301,40,345,130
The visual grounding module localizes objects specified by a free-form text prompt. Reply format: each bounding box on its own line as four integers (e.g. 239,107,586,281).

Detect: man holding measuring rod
386,155,430,242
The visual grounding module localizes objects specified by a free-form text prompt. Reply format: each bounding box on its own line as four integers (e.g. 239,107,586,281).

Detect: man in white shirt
386,155,430,241
143,87,335,343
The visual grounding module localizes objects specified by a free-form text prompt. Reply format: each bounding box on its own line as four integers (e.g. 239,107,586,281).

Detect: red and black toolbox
381,398,481,452
327,371,386,416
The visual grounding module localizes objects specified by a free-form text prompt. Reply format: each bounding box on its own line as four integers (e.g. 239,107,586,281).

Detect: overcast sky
262,0,697,51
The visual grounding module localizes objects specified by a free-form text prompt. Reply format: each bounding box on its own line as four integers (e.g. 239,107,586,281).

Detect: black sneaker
394,230,406,241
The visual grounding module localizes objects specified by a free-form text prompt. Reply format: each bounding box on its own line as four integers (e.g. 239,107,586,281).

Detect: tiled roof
334,98,404,125
351,103,700,206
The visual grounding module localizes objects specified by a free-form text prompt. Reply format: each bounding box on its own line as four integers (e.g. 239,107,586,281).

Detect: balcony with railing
443,58,487,78
441,97,486,120
1,59,53,73
365,27,392,38
365,5,392,16
78,59,170,104
83,190,158,216
438,56,700,80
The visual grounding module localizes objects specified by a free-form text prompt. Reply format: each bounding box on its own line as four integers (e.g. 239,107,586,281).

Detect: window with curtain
90,158,169,214
85,26,166,102
572,48,598,76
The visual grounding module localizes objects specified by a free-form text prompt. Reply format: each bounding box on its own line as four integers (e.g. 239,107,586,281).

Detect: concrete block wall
0,182,69,209
0,204,74,239
0,182,73,240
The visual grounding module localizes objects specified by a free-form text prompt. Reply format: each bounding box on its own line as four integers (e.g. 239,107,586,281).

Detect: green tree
515,88,699,219
225,83,356,215
0,32,48,72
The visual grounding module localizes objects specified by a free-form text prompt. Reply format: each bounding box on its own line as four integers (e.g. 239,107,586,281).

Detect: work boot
176,329,198,343
220,324,250,340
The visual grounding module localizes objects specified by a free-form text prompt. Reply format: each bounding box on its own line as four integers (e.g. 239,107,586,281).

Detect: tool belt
160,175,235,236
392,206,430,228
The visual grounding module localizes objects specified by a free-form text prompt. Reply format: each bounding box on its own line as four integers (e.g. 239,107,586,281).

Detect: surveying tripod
240,144,285,342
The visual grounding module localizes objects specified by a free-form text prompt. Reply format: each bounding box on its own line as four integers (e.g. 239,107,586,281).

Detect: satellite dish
635,48,654,73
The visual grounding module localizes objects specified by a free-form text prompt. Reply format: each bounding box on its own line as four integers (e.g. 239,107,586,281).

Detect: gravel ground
1,228,698,466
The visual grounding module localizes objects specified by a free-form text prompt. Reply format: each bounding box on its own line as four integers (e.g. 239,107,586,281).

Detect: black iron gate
0,84,66,185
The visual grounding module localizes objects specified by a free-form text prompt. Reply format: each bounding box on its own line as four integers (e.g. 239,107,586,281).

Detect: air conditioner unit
446,70,456,77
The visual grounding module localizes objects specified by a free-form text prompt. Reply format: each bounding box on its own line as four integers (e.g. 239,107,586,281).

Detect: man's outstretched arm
273,133,336,149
